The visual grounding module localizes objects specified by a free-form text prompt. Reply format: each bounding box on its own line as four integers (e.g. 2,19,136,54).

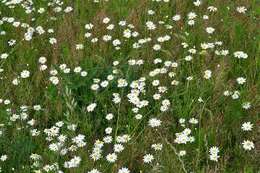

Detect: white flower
172,14,181,21
188,20,195,25
103,136,113,143
64,6,73,13
49,143,60,151
85,23,94,30
188,12,197,19
209,146,220,162
74,66,82,73
189,118,198,124
103,17,110,24
223,90,232,96
241,122,253,131
106,113,114,120
153,44,161,51
38,56,47,64
203,15,209,20
81,71,88,77
234,51,248,59
114,144,124,153
206,27,215,34
21,70,30,78
87,103,97,112
49,76,59,85
151,143,163,151
105,127,112,134
193,0,201,6
236,77,246,85
118,167,130,173
242,102,251,110
76,44,84,50
135,114,142,120
117,78,128,87
12,78,20,85
148,10,155,15
33,105,41,111
236,6,247,13
204,70,212,79
88,169,101,173
185,55,193,61
179,150,186,156
64,156,81,168
146,21,156,30
106,153,117,163
208,6,217,12
0,155,7,161
143,154,154,163
148,118,161,128
242,140,254,150
49,38,57,44
0,53,8,59
231,91,240,99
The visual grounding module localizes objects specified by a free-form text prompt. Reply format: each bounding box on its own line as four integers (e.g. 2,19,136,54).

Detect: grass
0,0,259,172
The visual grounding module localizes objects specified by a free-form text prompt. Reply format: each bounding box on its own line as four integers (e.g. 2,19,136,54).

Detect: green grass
0,0,259,173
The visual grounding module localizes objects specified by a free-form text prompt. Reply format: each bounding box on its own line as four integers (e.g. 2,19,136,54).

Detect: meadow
0,0,259,172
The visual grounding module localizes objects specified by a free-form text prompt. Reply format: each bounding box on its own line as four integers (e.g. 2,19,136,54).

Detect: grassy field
0,0,259,172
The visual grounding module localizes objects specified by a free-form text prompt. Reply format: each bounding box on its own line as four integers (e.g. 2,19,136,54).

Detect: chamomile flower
148,118,161,128
242,140,254,151
143,154,154,163
241,122,253,131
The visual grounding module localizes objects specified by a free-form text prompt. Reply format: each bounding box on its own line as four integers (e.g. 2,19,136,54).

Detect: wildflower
146,21,156,30
153,44,161,51
49,38,57,44
106,113,114,120
49,76,59,85
179,150,186,156
193,0,201,6
21,70,30,78
64,156,81,168
118,167,130,173
87,103,97,112
151,143,163,151
38,56,47,64
114,144,124,153
209,146,220,162
148,118,161,128
241,122,253,131
135,114,142,120
236,77,246,85
234,51,248,59
12,78,20,85
242,140,254,150
236,6,247,13
189,118,198,124
242,102,251,110
106,153,117,163
204,70,212,79
103,17,110,24
172,14,181,21
64,6,73,13
85,23,94,30
231,91,240,99
88,169,101,173
117,79,128,87
206,27,215,34
185,55,193,61
0,53,8,59
0,155,7,161
143,154,154,163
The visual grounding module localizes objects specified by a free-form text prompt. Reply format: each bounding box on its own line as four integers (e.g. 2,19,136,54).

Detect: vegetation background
0,0,259,173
